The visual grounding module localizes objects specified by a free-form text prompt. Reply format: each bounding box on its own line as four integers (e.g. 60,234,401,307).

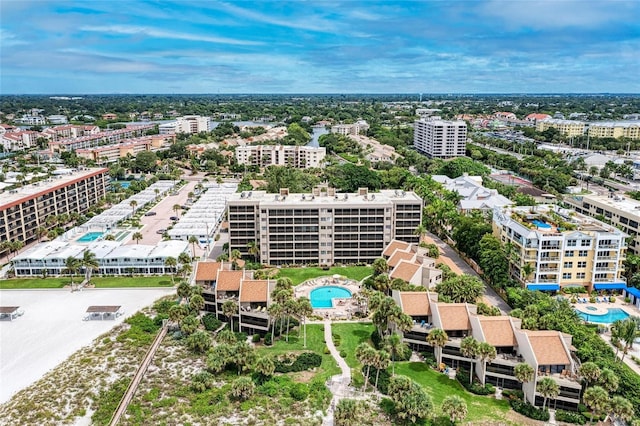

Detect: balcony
539,267,559,272
598,244,619,249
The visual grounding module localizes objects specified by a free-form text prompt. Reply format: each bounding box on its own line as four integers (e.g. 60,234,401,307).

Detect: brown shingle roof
399,292,431,316
216,270,243,291
479,316,516,347
390,261,420,282
195,261,222,282
526,330,570,366
0,306,19,314
240,280,269,302
437,304,470,331
388,251,416,268
383,240,411,257
86,305,121,313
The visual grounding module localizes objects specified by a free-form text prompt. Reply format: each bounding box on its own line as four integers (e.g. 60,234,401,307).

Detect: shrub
371,330,383,349
340,350,347,358
509,400,550,421
555,410,587,425
364,366,391,394
191,371,215,392
274,352,322,373
289,383,309,401
589,296,596,303
502,389,524,401
625,297,631,303
456,369,494,395
609,296,616,303
252,334,261,343
154,299,177,315
202,313,222,331
264,333,273,346
324,345,330,354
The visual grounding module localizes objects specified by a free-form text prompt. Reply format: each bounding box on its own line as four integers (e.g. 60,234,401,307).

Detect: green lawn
395,362,510,423
0,276,173,289
277,266,373,285
257,323,340,380
331,322,375,368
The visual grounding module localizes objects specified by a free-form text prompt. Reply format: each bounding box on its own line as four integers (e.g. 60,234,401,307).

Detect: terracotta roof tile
437,304,470,331
195,261,222,282
399,292,431,316
526,330,571,366
216,270,243,291
383,240,411,257
390,261,420,282
240,280,269,302
478,316,516,347
388,250,416,268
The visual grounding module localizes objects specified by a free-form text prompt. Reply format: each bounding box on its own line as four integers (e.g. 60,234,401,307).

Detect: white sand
0,287,174,404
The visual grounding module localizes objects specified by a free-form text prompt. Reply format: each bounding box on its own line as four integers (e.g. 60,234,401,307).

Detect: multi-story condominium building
159,115,212,135
393,290,583,410
46,115,68,124
564,193,640,256
41,124,100,142
536,119,585,137
235,145,326,169
48,124,155,153
0,168,109,253
227,187,422,266
76,135,174,164
194,261,276,335
1,130,40,151
413,117,467,159
16,114,46,125
12,239,188,276
493,205,627,292
383,239,442,288
330,120,370,136
587,122,640,140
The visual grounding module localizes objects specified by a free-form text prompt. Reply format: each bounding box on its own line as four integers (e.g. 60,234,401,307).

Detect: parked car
144,211,157,216
170,216,178,221
156,229,166,234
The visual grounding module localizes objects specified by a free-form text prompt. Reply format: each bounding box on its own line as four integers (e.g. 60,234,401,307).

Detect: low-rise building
383,239,442,288
331,120,369,136
235,145,326,169
48,124,155,153
393,291,582,410
587,121,640,140
536,119,585,137
432,174,513,213
76,134,174,164
493,205,627,292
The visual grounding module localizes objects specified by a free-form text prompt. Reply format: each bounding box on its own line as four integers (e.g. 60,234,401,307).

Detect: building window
563,262,573,268
581,240,591,247
567,240,577,247
576,272,586,279
565,251,574,257
562,273,572,279
578,250,588,257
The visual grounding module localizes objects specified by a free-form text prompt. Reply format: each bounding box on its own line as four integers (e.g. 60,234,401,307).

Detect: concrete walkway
425,231,512,314
322,319,352,426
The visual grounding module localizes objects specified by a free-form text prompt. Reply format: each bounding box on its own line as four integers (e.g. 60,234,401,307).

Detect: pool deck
295,277,362,320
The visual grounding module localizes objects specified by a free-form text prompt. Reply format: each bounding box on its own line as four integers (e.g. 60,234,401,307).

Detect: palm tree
521,263,535,283
578,362,601,386
414,224,427,243
230,249,242,268
356,343,377,392
373,349,391,391
188,235,199,258
297,297,313,348
177,281,192,301
384,333,407,375
222,300,237,331
618,317,640,361
132,231,143,244
154,188,160,201
426,328,448,365
129,199,137,216
36,226,48,242
514,363,535,389
608,395,634,423
81,250,99,283
610,319,625,359
65,256,81,285
173,204,181,217
246,241,259,263
169,304,188,324
598,368,619,393
267,303,283,340
164,256,177,283
189,294,205,314
583,386,608,423
536,377,559,409
477,342,496,384
178,251,191,266
441,395,468,425
254,356,275,379
460,336,479,384
283,298,298,342
372,258,389,276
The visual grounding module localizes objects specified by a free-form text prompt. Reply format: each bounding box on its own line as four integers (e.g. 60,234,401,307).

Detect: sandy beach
0,287,174,404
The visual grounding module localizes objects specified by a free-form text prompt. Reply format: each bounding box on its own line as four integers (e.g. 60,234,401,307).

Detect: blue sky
1,1,639,94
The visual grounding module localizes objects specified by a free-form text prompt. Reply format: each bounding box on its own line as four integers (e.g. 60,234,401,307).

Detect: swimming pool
77,231,104,242
532,219,552,229
310,286,352,308
112,181,130,189
576,308,630,324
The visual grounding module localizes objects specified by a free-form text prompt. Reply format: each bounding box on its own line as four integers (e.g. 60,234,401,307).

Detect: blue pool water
112,181,130,189
310,286,352,308
532,219,552,229
77,231,104,242
577,308,630,324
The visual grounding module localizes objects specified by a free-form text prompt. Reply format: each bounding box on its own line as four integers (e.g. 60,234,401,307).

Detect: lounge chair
603,296,610,303
596,297,603,303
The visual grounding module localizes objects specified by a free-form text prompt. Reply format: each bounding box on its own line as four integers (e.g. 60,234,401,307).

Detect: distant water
308,127,328,147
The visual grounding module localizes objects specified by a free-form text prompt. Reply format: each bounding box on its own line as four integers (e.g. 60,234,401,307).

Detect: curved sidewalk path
322,319,352,426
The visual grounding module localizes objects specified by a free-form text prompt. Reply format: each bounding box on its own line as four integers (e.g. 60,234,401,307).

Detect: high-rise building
235,145,326,169
413,117,467,158
159,115,211,135
227,187,422,266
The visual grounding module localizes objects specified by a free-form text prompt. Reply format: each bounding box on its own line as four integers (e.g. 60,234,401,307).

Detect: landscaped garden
0,276,173,289
275,265,372,285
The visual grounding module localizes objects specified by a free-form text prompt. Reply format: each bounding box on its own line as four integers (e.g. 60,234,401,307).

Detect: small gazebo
84,305,123,321
0,306,22,321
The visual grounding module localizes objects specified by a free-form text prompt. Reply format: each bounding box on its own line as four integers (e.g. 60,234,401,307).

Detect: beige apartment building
587,122,640,140
564,193,640,255
48,124,155,153
76,135,174,164
536,119,586,137
235,145,326,169
413,117,467,158
493,205,627,292
0,168,109,253
227,187,422,266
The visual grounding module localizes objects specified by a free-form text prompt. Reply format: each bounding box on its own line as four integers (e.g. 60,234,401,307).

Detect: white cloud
79,25,264,46
0,28,28,47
